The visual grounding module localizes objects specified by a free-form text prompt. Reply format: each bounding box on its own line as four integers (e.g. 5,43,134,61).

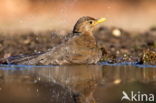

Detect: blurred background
0,0,156,33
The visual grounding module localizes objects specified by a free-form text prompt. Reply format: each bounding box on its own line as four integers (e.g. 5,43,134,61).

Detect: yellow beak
95,18,106,25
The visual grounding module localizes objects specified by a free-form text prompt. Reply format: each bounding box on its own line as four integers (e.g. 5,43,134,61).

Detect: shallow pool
0,62,156,103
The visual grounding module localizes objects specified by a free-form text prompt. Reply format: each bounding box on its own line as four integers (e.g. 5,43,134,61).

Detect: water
0,63,156,103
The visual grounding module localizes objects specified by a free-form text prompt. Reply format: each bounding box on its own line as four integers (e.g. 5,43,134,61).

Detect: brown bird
1,16,106,65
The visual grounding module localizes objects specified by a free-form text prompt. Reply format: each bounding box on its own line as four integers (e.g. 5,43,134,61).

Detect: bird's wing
17,35,79,65
0,43,69,65
0,34,78,65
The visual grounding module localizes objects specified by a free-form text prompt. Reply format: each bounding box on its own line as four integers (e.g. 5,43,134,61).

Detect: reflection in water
37,65,102,103
0,65,156,103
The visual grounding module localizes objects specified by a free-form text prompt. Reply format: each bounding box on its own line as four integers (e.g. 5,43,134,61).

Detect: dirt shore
0,26,156,65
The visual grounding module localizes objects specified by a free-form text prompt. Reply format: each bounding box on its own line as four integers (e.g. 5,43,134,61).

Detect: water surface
0,63,156,103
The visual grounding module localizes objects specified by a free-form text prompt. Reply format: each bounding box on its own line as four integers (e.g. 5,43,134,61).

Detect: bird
0,16,106,65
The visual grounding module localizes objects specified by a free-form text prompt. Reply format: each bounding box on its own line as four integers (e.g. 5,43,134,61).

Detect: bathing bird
0,16,106,65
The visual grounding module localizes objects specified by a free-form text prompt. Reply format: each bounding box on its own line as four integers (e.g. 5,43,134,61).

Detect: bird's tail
0,52,44,65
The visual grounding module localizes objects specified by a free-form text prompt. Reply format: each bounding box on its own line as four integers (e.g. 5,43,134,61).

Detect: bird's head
73,16,106,34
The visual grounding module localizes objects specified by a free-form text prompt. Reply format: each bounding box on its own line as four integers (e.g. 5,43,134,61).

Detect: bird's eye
89,21,93,24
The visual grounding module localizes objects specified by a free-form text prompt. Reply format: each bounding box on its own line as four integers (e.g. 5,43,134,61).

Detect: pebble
112,29,121,37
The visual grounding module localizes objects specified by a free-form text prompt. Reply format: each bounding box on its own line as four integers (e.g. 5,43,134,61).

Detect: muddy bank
0,26,156,65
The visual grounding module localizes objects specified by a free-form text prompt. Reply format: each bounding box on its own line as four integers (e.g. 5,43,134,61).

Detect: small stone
140,49,156,65
23,39,31,44
4,53,11,58
112,29,121,37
